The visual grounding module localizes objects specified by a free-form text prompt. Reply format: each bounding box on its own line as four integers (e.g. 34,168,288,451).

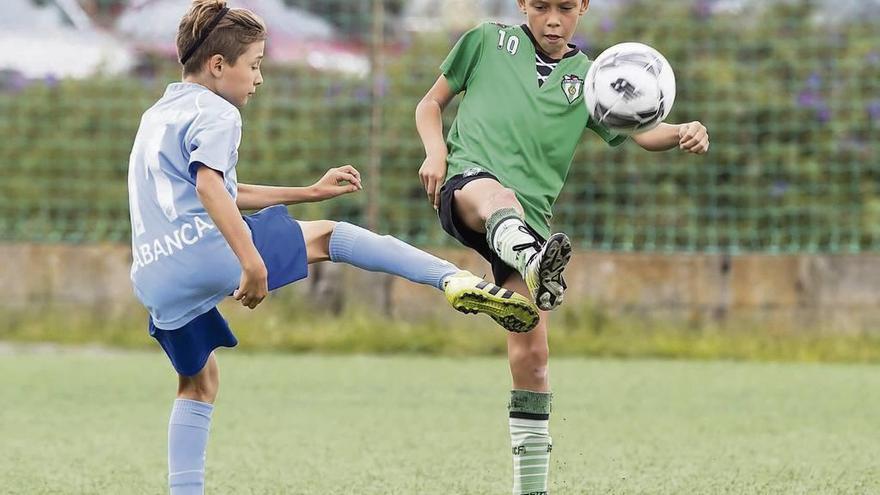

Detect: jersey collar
520,24,580,61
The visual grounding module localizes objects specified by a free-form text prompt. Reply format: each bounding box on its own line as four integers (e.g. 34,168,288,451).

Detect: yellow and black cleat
443,271,540,333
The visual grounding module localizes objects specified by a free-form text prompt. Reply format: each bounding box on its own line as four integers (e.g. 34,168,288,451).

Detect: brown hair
177,0,267,75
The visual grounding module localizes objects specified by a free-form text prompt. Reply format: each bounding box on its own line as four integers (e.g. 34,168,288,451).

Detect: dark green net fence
1,0,878,252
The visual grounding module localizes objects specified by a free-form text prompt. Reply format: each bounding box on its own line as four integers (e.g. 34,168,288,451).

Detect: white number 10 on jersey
498,30,520,56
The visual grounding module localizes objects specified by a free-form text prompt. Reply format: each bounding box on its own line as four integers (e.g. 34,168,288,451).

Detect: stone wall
3,243,880,333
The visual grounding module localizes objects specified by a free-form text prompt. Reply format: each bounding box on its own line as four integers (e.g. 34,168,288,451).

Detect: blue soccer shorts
149,205,309,376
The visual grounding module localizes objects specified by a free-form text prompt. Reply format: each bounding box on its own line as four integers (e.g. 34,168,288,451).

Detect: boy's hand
311,165,362,200
679,121,710,154
418,155,447,210
234,260,268,309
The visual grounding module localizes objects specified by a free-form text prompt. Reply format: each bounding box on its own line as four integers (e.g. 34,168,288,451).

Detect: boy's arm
632,121,710,154
416,75,457,210
195,165,267,309
235,165,362,210
236,184,317,209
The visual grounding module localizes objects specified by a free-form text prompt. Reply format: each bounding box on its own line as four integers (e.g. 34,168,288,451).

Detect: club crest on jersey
462,167,484,177
561,74,584,104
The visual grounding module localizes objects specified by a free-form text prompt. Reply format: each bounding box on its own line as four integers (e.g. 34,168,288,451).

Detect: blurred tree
282,0,405,39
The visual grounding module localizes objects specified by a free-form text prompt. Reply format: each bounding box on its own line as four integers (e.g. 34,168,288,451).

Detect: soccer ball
584,42,676,135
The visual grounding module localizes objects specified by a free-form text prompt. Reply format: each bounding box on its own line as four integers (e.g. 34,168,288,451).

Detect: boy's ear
517,0,527,14
207,54,225,78
580,0,590,14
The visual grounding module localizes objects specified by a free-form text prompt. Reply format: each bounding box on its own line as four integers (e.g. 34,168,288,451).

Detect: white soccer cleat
525,233,572,311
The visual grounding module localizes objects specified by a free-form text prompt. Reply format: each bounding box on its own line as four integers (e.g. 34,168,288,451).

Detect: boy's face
213,41,265,108
518,0,589,58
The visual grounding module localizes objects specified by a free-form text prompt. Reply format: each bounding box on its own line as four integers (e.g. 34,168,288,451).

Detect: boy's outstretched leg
455,179,572,311
168,353,219,495
298,220,539,332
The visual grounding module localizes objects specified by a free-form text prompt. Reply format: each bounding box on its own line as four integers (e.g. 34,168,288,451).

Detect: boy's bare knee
481,188,522,219
177,378,219,404
301,220,338,263
510,344,549,368
509,344,550,387
177,357,220,403
492,187,519,205
302,219,337,238
318,220,337,236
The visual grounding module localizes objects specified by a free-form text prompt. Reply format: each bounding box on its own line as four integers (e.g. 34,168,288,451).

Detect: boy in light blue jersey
128,2,541,493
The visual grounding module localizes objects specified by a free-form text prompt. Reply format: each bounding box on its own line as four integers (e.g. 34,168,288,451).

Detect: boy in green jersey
415,1,710,493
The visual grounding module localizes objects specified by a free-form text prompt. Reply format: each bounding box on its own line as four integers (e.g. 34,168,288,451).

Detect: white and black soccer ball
584,42,676,135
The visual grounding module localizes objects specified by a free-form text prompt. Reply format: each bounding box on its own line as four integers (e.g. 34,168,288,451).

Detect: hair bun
192,0,227,10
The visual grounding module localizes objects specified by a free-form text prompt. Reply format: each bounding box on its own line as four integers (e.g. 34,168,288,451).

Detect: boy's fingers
425,177,436,202
681,136,700,149
244,291,265,308
345,175,362,189
339,165,360,180
685,140,708,154
336,172,358,186
428,189,436,207
680,124,700,139
433,182,442,209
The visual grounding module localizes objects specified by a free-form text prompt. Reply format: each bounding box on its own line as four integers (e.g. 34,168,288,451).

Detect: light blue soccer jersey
128,82,246,329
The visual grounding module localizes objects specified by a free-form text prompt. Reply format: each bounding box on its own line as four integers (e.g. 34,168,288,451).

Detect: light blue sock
329,222,459,290
168,399,213,495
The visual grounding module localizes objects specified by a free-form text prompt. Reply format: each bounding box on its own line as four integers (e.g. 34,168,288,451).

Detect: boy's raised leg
454,180,573,311
301,221,539,332
485,208,572,311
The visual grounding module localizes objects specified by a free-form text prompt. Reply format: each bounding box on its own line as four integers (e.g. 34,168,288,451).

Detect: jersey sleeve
586,115,628,147
440,24,486,94
187,95,242,178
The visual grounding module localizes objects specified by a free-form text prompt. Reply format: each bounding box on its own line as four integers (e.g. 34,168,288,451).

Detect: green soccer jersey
441,22,626,239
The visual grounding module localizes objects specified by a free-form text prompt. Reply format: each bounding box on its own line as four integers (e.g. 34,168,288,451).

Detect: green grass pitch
1,350,877,494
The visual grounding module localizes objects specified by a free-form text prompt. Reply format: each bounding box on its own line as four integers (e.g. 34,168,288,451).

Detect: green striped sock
508,389,552,495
